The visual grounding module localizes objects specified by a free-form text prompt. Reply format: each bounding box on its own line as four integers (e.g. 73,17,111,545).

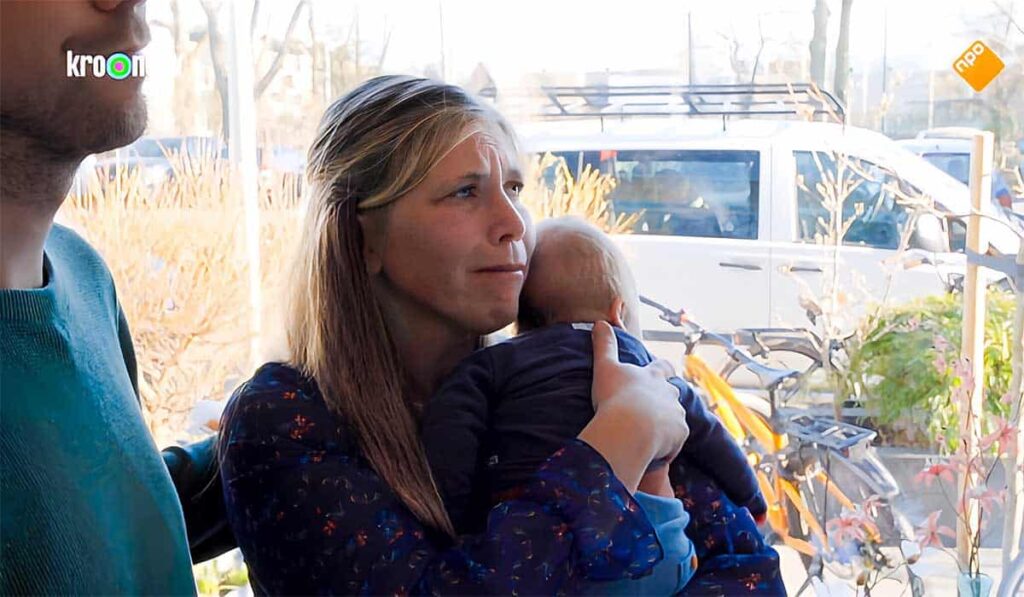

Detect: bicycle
639,295,919,593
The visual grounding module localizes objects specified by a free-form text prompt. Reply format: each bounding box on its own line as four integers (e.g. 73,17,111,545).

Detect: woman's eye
506,181,524,197
451,185,477,199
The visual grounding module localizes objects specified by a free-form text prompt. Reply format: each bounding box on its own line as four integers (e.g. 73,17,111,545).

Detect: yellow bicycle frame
684,354,863,557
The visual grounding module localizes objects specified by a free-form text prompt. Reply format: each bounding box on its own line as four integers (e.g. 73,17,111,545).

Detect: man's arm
162,437,237,562
116,306,139,399
116,304,237,561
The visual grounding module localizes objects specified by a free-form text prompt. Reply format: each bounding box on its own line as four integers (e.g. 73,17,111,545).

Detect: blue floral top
218,363,785,595
219,363,663,595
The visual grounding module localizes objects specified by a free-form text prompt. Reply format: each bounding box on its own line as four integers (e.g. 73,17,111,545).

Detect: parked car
257,144,306,194
520,117,1019,361
897,127,1020,214
93,136,226,187
92,137,306,193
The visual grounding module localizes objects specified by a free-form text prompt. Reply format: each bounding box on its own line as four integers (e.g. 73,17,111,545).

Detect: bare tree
833,0,854,103
197,0,309,141
750,17,767,84
719,27,746,84
198,0,231,140
809,0,830,87
254,0,308,97
719,20,768,85
150,0,204,133
326,14,392,98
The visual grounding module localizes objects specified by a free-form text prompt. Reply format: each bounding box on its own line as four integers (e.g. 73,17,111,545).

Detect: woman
218,75,782,594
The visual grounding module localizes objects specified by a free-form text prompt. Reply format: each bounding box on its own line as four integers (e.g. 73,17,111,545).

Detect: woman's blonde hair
288,75,517,537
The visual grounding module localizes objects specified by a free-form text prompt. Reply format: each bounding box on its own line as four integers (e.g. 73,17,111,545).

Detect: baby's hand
637,466,674,498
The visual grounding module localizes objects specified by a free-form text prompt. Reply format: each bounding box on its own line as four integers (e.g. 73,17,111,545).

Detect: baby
421,216,767,595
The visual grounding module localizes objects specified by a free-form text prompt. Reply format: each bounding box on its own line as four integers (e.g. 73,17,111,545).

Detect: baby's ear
608,297,627,330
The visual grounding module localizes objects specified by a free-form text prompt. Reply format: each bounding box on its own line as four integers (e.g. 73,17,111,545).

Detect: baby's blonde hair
517,216,638,332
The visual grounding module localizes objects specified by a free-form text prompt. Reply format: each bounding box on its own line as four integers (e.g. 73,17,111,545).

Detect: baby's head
517,216,641,336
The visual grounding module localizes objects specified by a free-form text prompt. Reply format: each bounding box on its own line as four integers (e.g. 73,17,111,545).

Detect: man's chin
77,91,148,154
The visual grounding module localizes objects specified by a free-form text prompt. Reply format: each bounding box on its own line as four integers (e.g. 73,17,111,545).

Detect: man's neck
0,130,80,289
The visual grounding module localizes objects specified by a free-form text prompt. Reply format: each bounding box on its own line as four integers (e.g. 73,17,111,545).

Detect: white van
897,127,1021,214
519,116,1019,354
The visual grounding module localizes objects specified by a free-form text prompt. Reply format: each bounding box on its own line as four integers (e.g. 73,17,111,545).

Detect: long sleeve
420,349,494,534
671,461,785,595
616,330,766,519
162,437,237,563
116,297,237,561
114,303,140,402
218,364,663,595
670,377,768,519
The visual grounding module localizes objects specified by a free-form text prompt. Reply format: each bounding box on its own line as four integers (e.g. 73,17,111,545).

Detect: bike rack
784,415,877,461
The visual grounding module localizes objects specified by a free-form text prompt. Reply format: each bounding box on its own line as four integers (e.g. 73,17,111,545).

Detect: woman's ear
608,297,627,330
357,210,386,275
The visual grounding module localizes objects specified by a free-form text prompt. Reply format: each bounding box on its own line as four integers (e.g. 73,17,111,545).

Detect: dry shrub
56,148,626,444
58,154,302,446
522,152,640,234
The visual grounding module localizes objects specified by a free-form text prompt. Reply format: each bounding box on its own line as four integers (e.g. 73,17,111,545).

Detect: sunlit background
57,1,1024,594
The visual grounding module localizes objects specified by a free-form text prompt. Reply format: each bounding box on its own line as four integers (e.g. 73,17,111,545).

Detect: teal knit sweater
1,224,195,595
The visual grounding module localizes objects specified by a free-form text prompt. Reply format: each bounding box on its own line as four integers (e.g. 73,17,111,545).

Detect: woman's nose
488,185,526,246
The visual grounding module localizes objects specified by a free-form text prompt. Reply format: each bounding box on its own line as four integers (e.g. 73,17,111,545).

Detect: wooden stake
957,131,992,577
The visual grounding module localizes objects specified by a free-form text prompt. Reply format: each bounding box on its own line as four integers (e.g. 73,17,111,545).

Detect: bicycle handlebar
638,295,850,371
638,294,806,390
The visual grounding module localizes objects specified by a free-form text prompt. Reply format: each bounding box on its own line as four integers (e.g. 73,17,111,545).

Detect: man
1,1,231,593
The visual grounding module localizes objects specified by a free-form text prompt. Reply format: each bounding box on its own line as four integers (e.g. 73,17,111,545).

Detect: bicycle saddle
739,357,802,391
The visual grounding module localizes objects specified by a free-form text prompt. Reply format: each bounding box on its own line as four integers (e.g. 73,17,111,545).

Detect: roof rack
539,83,846,125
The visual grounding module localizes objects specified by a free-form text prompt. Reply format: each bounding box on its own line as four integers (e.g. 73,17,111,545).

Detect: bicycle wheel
718,350,910,536
792,446,913,577
735,401,912,579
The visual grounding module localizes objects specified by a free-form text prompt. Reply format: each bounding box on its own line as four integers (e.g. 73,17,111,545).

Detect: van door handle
785,265,823,273
719,262,762,271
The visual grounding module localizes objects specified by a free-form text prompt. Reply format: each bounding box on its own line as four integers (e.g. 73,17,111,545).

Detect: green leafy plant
840,291,1014,449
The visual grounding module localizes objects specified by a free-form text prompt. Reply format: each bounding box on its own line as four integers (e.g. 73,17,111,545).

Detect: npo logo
66,51,146,80
953,40,1004,92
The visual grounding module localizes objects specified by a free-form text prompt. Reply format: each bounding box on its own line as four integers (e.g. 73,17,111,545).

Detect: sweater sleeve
218,367,663,595
670,377,768,518
115,304,140,403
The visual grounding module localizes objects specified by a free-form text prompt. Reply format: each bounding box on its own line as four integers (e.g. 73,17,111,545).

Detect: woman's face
364,128,534,336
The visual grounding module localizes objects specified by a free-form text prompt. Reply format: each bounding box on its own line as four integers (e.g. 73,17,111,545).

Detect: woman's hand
577,321,689,493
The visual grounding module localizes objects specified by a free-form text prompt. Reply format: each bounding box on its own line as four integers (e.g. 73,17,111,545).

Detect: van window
548,149,760,240
794,151,912,250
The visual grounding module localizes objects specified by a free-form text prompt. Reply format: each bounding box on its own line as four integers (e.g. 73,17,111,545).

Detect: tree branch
991,0,1024,36
251,0,261,40
254,0,309,98
750,16,766,84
